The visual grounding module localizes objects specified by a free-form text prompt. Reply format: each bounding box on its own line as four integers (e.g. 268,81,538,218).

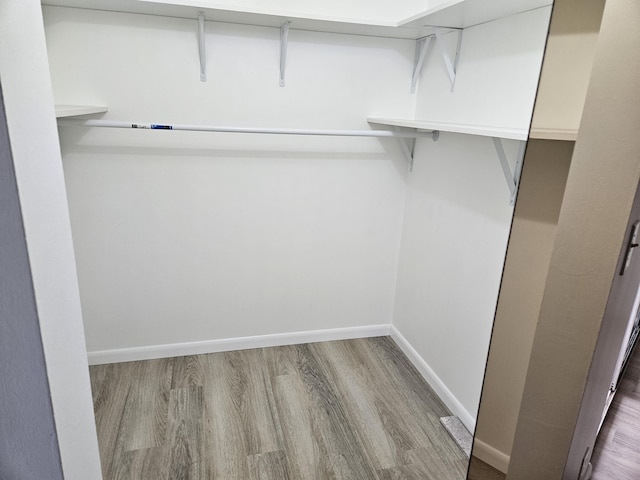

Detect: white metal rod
57,119,436,139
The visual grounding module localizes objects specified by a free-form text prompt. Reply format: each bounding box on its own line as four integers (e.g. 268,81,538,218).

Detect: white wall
393,7,551,429
44,6,414,354
0,1,102,478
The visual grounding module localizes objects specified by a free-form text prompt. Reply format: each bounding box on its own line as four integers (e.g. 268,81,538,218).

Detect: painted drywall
508,0,640,477
472,139,573,473
530,0,605,134
0,83,63,480
0,1,102,478
44,6,413,353
392,7,551,429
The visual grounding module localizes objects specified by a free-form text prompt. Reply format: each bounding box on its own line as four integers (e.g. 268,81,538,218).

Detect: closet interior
42,0,552,472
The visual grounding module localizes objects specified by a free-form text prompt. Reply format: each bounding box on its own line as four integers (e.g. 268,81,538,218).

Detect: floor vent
440,416,472,457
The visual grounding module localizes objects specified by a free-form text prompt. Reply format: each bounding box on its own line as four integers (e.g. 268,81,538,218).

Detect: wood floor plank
404,447,469,480
166,386,204,479
355,338,467,470
90,362,138,479
202,352,251,479
310,340,414,470
378,464,424,480
272,372,334,480
293,343,381,480
369,337,451,417
263,344,299,378
119,358,174,452
202,349,284,479
367,337,467,465
110,446,169,480
171,355,206,389
224,349,284,455
89,364,108,404
260,341,314,478
247,450,292,480
114,445,201,480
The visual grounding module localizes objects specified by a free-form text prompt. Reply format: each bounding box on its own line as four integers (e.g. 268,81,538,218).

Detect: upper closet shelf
41,0,552,39
368,117,529,141
398,0,552,29
55,104,108,118
369,117,527,206
529,127,578,141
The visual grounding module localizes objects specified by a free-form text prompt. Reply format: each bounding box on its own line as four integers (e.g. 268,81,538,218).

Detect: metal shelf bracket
493,138,526,206
411,28,463,93
395,127,440,171
411,36,434,93
435,28,463,91
280,21,292,87
197,13,206,82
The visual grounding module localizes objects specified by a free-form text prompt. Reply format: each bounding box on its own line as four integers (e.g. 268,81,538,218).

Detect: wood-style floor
89,336,469,480
466,457,505,480
591,342,640,480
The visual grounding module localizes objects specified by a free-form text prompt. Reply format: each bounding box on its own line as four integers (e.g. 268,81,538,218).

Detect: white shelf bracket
434,28,463,92
397,131,416,171
493,138,526,206
411,36,433,94
394,127,440,171
197,13,206,82
280,21,292,87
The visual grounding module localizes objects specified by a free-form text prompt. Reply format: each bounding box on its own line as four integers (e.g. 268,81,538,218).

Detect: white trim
3,2,103,477
390,325,476,432
472,438,510,474
87,324,391,365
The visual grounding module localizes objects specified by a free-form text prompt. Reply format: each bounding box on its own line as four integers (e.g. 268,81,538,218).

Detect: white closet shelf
42,0,552,39
398,0,552,29
529,127,578,142
369,117,527,206
368,117,529,141
55,104,108,118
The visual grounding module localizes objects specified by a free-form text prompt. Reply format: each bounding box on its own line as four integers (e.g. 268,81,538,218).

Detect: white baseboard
87,324,392,365
472,438,510,474
390,325,476,433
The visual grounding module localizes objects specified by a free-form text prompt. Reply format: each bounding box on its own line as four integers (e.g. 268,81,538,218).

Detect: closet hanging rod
56,119,437,139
